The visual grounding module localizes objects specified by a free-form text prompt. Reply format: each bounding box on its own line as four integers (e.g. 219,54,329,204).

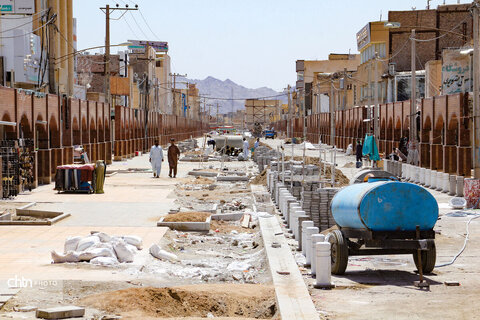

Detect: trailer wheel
327,230,349,275
413,240,436,274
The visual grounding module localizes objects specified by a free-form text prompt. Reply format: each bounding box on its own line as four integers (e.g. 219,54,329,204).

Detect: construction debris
50,232,142,265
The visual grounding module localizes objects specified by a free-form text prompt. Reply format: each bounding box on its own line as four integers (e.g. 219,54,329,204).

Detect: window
360,43,386,64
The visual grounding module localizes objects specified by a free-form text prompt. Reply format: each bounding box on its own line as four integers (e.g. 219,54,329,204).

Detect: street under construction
0,1,480,320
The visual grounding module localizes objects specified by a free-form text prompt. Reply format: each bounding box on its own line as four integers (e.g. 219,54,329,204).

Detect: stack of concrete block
301,187,339,232
253,147,280,171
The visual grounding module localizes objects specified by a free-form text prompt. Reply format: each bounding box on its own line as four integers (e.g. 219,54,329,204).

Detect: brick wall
388,5,472,72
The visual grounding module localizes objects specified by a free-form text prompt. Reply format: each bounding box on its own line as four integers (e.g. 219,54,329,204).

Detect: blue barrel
331,180,438,231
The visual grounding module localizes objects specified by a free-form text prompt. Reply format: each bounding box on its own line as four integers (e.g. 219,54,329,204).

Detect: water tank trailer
327,179,438,275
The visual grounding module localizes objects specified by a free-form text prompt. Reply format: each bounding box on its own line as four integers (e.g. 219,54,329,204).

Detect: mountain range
177,76,288,114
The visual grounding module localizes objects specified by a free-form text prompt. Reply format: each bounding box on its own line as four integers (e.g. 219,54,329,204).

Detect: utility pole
330,79,335,146
169,73,187,116
408,29,418,165
473,1,480,178
343,68,347,110
374,53,379,141
100,4,138,106
287,85,291,138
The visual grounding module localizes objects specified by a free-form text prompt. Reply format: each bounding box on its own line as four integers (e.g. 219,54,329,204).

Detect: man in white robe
149,140,164,178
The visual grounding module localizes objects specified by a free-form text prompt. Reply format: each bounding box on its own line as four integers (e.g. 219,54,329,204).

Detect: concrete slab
188,171,218,177
259,216,319,320
36,306,85,319
211,213,244,221
157,216,211,231
217,176,250,182
0,295,13,303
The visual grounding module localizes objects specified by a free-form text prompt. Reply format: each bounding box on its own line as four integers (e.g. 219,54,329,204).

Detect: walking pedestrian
168,138,181,178
243,138,250,158
149,140,163,178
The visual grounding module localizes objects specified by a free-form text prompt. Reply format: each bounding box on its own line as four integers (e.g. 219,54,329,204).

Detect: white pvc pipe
449,175,456,196
436,172,443,191
311,234,325,276
305,226,319,267
289,205,301,231
413,166,420,183
419,168,425,185
442,173,450,193
432,170,438,189
284,196,294,218
424,169,431,187
294,210,306,240
301,221,314,255
315,242,333,288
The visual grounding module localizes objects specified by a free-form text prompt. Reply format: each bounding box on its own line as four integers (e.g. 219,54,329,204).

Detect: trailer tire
327,230,349,275
413,240,436,274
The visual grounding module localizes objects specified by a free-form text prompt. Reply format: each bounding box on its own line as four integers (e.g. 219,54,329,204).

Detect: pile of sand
285,156,350,187
249,169,267,186
163,212,211,222
81,284,277,319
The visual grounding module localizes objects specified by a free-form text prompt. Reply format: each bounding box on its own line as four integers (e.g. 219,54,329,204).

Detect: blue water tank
331,180,438,232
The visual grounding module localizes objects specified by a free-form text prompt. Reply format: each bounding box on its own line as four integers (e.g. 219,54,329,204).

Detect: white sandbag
113,240,134,263
51,250,80,263
78,247,116,261
149,244,178,261
125,244,138,255
76,235,100,252
122,235,143,249
64,236,82,253
90,257,118,266
93,232,112,243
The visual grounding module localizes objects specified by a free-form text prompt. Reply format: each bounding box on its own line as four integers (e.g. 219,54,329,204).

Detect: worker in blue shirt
254,138,260,149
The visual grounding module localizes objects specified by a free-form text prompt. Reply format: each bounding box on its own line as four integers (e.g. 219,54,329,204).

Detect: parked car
264,130,276,139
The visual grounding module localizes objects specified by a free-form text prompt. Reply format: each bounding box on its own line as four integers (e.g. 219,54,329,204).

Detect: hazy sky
74,0,472,91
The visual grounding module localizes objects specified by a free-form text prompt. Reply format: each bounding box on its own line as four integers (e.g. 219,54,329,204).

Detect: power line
0,13,43,34
0,15,55,39
411,15,471,42
129,11,149,39
138,9,161,40
0,8,48,19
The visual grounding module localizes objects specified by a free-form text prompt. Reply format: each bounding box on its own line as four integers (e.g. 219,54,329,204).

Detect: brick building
388,4,473,72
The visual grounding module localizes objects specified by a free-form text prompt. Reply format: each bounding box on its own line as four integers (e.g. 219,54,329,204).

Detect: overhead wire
0,14,55,39
0,8,48,19
0,13,43,34
411,15,472,43
128,11,150,39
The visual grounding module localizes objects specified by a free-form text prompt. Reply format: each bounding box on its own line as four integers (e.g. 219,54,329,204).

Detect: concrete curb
259,216,320,320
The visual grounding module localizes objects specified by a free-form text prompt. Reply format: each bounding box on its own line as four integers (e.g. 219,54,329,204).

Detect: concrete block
36,306,85,319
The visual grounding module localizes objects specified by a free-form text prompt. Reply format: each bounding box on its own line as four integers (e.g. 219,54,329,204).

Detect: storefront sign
356,23,371,51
